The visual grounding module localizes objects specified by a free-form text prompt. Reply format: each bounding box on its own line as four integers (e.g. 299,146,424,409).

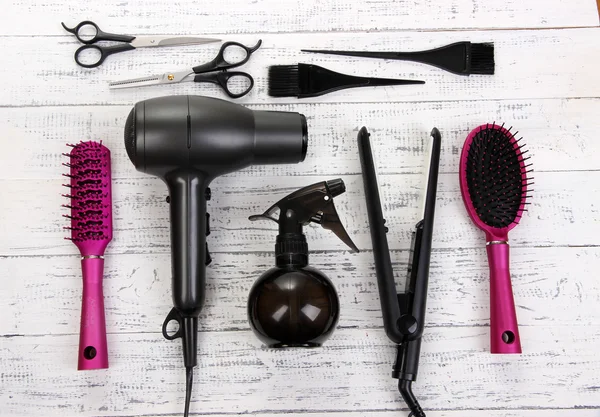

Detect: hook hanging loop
162,307,183,340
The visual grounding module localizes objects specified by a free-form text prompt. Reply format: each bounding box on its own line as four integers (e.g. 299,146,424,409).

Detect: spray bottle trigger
318,199,359,253
162,307,183,340
322,215,359,252
249,180,359,252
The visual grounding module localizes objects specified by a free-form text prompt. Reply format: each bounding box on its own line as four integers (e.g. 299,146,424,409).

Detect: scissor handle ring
73,43,135,68
217,40,262,68
74,44,105,68
61,21,101,45
217,71,254,99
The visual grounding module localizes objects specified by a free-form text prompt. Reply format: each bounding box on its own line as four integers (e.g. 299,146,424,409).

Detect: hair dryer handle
166,172,209,317
487,243,522,354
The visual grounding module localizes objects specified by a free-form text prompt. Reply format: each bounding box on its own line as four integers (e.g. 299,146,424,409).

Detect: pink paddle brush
63,141,113,369
459,123,532,354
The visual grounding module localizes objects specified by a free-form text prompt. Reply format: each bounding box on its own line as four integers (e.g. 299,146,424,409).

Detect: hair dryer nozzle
253,110,308,164
124,107,136,165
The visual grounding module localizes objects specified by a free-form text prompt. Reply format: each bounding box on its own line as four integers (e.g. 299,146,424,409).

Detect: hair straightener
358,126,441,417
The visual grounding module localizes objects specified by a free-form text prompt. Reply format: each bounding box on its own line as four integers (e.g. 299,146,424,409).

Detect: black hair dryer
124,95,308,416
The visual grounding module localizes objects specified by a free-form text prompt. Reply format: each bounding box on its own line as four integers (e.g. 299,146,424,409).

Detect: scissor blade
131,36,221,49
109,71,193,89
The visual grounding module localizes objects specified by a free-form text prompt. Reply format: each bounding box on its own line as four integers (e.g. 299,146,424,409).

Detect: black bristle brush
459,123,533,354
302,42,495,76
268,64,424,98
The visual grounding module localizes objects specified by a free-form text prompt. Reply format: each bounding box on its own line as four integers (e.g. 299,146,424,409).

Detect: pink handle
78,258,109,370
486,243,522,354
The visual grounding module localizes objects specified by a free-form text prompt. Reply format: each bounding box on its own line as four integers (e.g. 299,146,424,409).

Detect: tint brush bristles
469,43,495,75
268,65,300,97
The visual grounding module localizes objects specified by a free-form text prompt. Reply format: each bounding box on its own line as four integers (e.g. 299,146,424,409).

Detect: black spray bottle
247,179,359,347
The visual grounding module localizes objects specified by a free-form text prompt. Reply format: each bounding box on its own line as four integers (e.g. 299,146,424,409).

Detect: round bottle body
247,265,339,348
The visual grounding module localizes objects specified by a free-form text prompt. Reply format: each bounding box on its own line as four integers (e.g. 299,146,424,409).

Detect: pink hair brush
63,141,113,369
459,123,532,354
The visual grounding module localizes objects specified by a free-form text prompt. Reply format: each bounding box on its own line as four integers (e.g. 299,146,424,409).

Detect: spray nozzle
249,179,359,253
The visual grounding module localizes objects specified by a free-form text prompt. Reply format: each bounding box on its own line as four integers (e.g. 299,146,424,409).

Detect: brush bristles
268,65,300,97
465,123,532,229
470,43,495,75
63,141,112,244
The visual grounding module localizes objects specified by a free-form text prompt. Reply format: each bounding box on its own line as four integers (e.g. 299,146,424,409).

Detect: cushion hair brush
459,123,533,354
268,63,424,98
302,42,495,76
63,141,113,369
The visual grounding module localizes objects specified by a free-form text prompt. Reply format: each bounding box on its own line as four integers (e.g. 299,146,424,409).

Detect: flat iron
358,126,441,417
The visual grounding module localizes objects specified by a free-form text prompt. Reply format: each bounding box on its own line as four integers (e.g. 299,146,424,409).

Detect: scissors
109,40,262,99
62,20,221,68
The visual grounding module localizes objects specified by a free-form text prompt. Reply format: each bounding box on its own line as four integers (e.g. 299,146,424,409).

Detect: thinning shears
62,20,220,68
109,40,262,99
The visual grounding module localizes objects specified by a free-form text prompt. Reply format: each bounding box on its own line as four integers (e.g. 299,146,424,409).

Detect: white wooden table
1,1,599,416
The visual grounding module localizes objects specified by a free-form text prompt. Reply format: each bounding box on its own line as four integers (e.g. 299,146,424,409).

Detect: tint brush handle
487,243,522,354
303,42,471,75
78,258,109,370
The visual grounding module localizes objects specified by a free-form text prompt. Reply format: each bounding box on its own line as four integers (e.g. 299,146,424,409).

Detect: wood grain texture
1,170,598,256
1,247,598,336
0,98,600,180
2,98,598,181
1,0,598,37
62,413,600,417
2,28,600,107
57,413,600,417
1,327,599,416
2,0,600,416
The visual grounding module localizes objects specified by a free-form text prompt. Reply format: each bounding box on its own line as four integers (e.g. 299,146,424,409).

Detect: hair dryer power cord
400,379,425,417
184,366,193,417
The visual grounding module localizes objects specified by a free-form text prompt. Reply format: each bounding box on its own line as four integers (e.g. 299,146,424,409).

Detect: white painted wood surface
1,1,599,416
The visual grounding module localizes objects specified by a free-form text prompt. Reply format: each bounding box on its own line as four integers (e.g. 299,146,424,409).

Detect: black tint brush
268,64,424,98
302,42,495,76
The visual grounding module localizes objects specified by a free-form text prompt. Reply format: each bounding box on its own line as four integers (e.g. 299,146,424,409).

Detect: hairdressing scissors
109,40,262,99
62,20,221,68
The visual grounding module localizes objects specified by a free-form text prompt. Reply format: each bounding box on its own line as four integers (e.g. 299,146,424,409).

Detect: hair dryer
124,95,308,416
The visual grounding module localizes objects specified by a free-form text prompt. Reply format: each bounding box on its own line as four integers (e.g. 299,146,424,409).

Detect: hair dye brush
302,42,495,76
459,123,533,354
268,64,424,98
63,141,113,370
359,127,441,417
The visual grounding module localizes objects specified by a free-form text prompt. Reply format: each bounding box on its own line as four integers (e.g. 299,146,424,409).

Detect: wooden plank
1,1,598,416
97,412,600,417
1,28,599,107
1,326,599,415
1,0,597,36
1,247,598,336
1,98,598,181
1,170,598,256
